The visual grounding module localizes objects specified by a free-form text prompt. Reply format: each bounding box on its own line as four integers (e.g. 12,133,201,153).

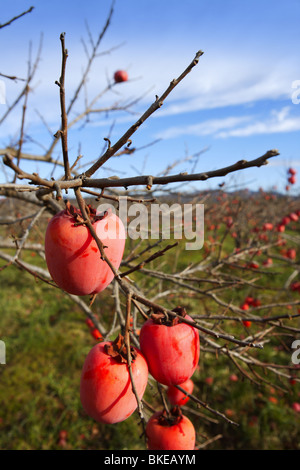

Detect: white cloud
268,158,300,168
217,106,300,138
1,28,300,146
156,116,252,139
157,106,300,140
4,45,298,122
140,54,300,118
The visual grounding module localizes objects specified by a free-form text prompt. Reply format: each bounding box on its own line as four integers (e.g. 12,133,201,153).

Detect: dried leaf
64,200,109,226
104,334,137,364
150,306,186,326
158,406,183,426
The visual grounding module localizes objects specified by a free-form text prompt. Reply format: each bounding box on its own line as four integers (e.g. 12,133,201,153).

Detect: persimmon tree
0,4,299,450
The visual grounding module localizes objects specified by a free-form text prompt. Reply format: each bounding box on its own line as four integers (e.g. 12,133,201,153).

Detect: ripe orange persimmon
288,175,296,184
139,307,200,386
114,70,128,83
80,335,148,424
45,203,125,296
167,379,194,406
90,328,102,340
146,408,196,450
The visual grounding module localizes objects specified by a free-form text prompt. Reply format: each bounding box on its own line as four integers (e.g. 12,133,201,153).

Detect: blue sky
1,0,300,193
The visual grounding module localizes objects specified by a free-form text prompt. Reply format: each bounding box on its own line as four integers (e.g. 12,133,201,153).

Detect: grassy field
0,193,300,450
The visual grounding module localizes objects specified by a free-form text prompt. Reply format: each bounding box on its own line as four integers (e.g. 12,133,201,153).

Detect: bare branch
55,32,71,180
83,50,204,177
0,6,34,29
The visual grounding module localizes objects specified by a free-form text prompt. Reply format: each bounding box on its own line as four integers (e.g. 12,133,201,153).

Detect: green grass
0,264,144,450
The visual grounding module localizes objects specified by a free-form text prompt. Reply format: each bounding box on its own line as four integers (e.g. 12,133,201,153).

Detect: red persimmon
80,335,148,424
146,408,196,450
263,258,273,267
286,248,296,260
167,379,194,407
289,212,299,222
85,318,94,329
292,402,300,412
139,307,200,386
288,175,296,184
248,262,259,269
262,223,273,231
229,374,238,382
90,328,102,340
281,216,291,226
240,303,250,311
277,224,285,233
45,203,125,296
114,70,128,83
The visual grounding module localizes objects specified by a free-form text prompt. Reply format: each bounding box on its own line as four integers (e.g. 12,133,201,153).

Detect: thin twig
55,33,71,180
83,50,204,177
0,6,34,29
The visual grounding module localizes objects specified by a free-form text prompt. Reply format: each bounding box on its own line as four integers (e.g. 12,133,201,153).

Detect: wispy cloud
268,158,300,168
217,107,300,138
2,38,299,133
157,106,300,140
156,116,252,139
148,54,300,117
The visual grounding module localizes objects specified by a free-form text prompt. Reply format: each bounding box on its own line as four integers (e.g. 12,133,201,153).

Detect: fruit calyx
158,406,183,427
64,200,108,226
150,306,187,326
104,333,137,364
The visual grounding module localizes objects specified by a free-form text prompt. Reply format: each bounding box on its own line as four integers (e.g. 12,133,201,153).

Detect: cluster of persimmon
249,212,299,266
240,296,261,328
44,203,200,450
277,210,300,233
251,209,300,235
286,167,297,190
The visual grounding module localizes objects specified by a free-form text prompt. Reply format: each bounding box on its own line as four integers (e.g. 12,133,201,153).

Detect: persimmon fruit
114,70,128,83
139,307,200,386
146,408,196,450
167,379,194,407
80,335,148,424
45,203,125,296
